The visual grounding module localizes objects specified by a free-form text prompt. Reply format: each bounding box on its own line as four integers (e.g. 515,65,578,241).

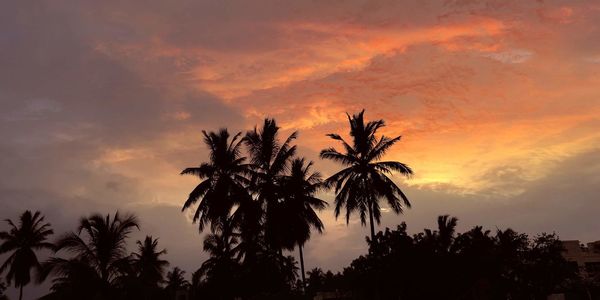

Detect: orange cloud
83,0,600,202
187,17,507,100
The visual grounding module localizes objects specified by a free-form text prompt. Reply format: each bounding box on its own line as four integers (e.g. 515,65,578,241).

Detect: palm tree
41,212,139,299
197,217,240,279
233,198,263,264
165,267,189,297
131,236,169,287
437,215,458,253
280,158,327,289
419,215,458,255
196,218,242,298
0,210,54,300
40,258,105,300
320,110,413,241
181,129,251,232
244,118,297,250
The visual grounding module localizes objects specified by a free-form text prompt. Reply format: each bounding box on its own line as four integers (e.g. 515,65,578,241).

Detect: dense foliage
37,212,165,300
305,216,596,300
0,281,8,300
0,212,598,300
181,119,331,299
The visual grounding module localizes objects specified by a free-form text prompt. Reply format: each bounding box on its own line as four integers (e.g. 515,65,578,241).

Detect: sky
1,0,600,298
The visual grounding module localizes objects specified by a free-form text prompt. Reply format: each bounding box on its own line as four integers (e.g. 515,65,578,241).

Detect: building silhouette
562,240,600,279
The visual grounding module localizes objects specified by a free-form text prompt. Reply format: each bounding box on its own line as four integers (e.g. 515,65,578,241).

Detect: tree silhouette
195,218,242,299
313,216,581,300
39,257,104,300
165,267,189,298
126,236,169,300
41,212,139,299
419,215,458,254
437,215,458,250
0,280,7,300
179,121,305,298
0,205,585,300
233,198,264,265
131,236,168,287
280,158,327,290
244,118,297,251
244,250,298,297
181,129,251,232
0,210,54,300
306,267,325,295
320,110,412,240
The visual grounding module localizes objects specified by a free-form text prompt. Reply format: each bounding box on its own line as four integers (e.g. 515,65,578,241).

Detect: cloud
483,49,534,63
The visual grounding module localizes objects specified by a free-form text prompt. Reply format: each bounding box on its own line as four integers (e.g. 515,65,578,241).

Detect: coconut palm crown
131,236,169,286
181,129,251,232
320,110,413,240
0,211,54,300
51,212,139,284
243,118,297,249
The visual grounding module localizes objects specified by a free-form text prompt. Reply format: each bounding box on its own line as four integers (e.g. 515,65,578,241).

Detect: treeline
306,216,600,300
0,210,307,300
1,211,599,300
0,211,189,300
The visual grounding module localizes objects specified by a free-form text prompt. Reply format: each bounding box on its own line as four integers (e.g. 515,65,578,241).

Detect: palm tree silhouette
244,119,297,250
195,218,242,298
0,211,54,300
181,129,251,232
233,198,263,264
437,215,458,251
320,110,413,240
198,217,240,278
280,158,327,289
39,258,103,300
42,212,139,299
131,236,169,288
165,267,189,298
418,215,458,257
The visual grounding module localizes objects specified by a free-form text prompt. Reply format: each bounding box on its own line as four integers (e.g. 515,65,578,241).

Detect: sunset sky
2,0,600,297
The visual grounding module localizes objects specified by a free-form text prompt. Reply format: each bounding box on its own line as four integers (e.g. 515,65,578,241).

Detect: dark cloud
0,0,243,146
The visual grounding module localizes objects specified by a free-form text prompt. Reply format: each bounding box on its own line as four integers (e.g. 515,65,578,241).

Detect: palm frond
320,148,356,166
368,135,401,162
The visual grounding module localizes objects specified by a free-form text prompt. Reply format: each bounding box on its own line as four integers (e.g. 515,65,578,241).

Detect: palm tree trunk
585,286,592,300
299,244,306,292
368,201,375,242
19,285,23,300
